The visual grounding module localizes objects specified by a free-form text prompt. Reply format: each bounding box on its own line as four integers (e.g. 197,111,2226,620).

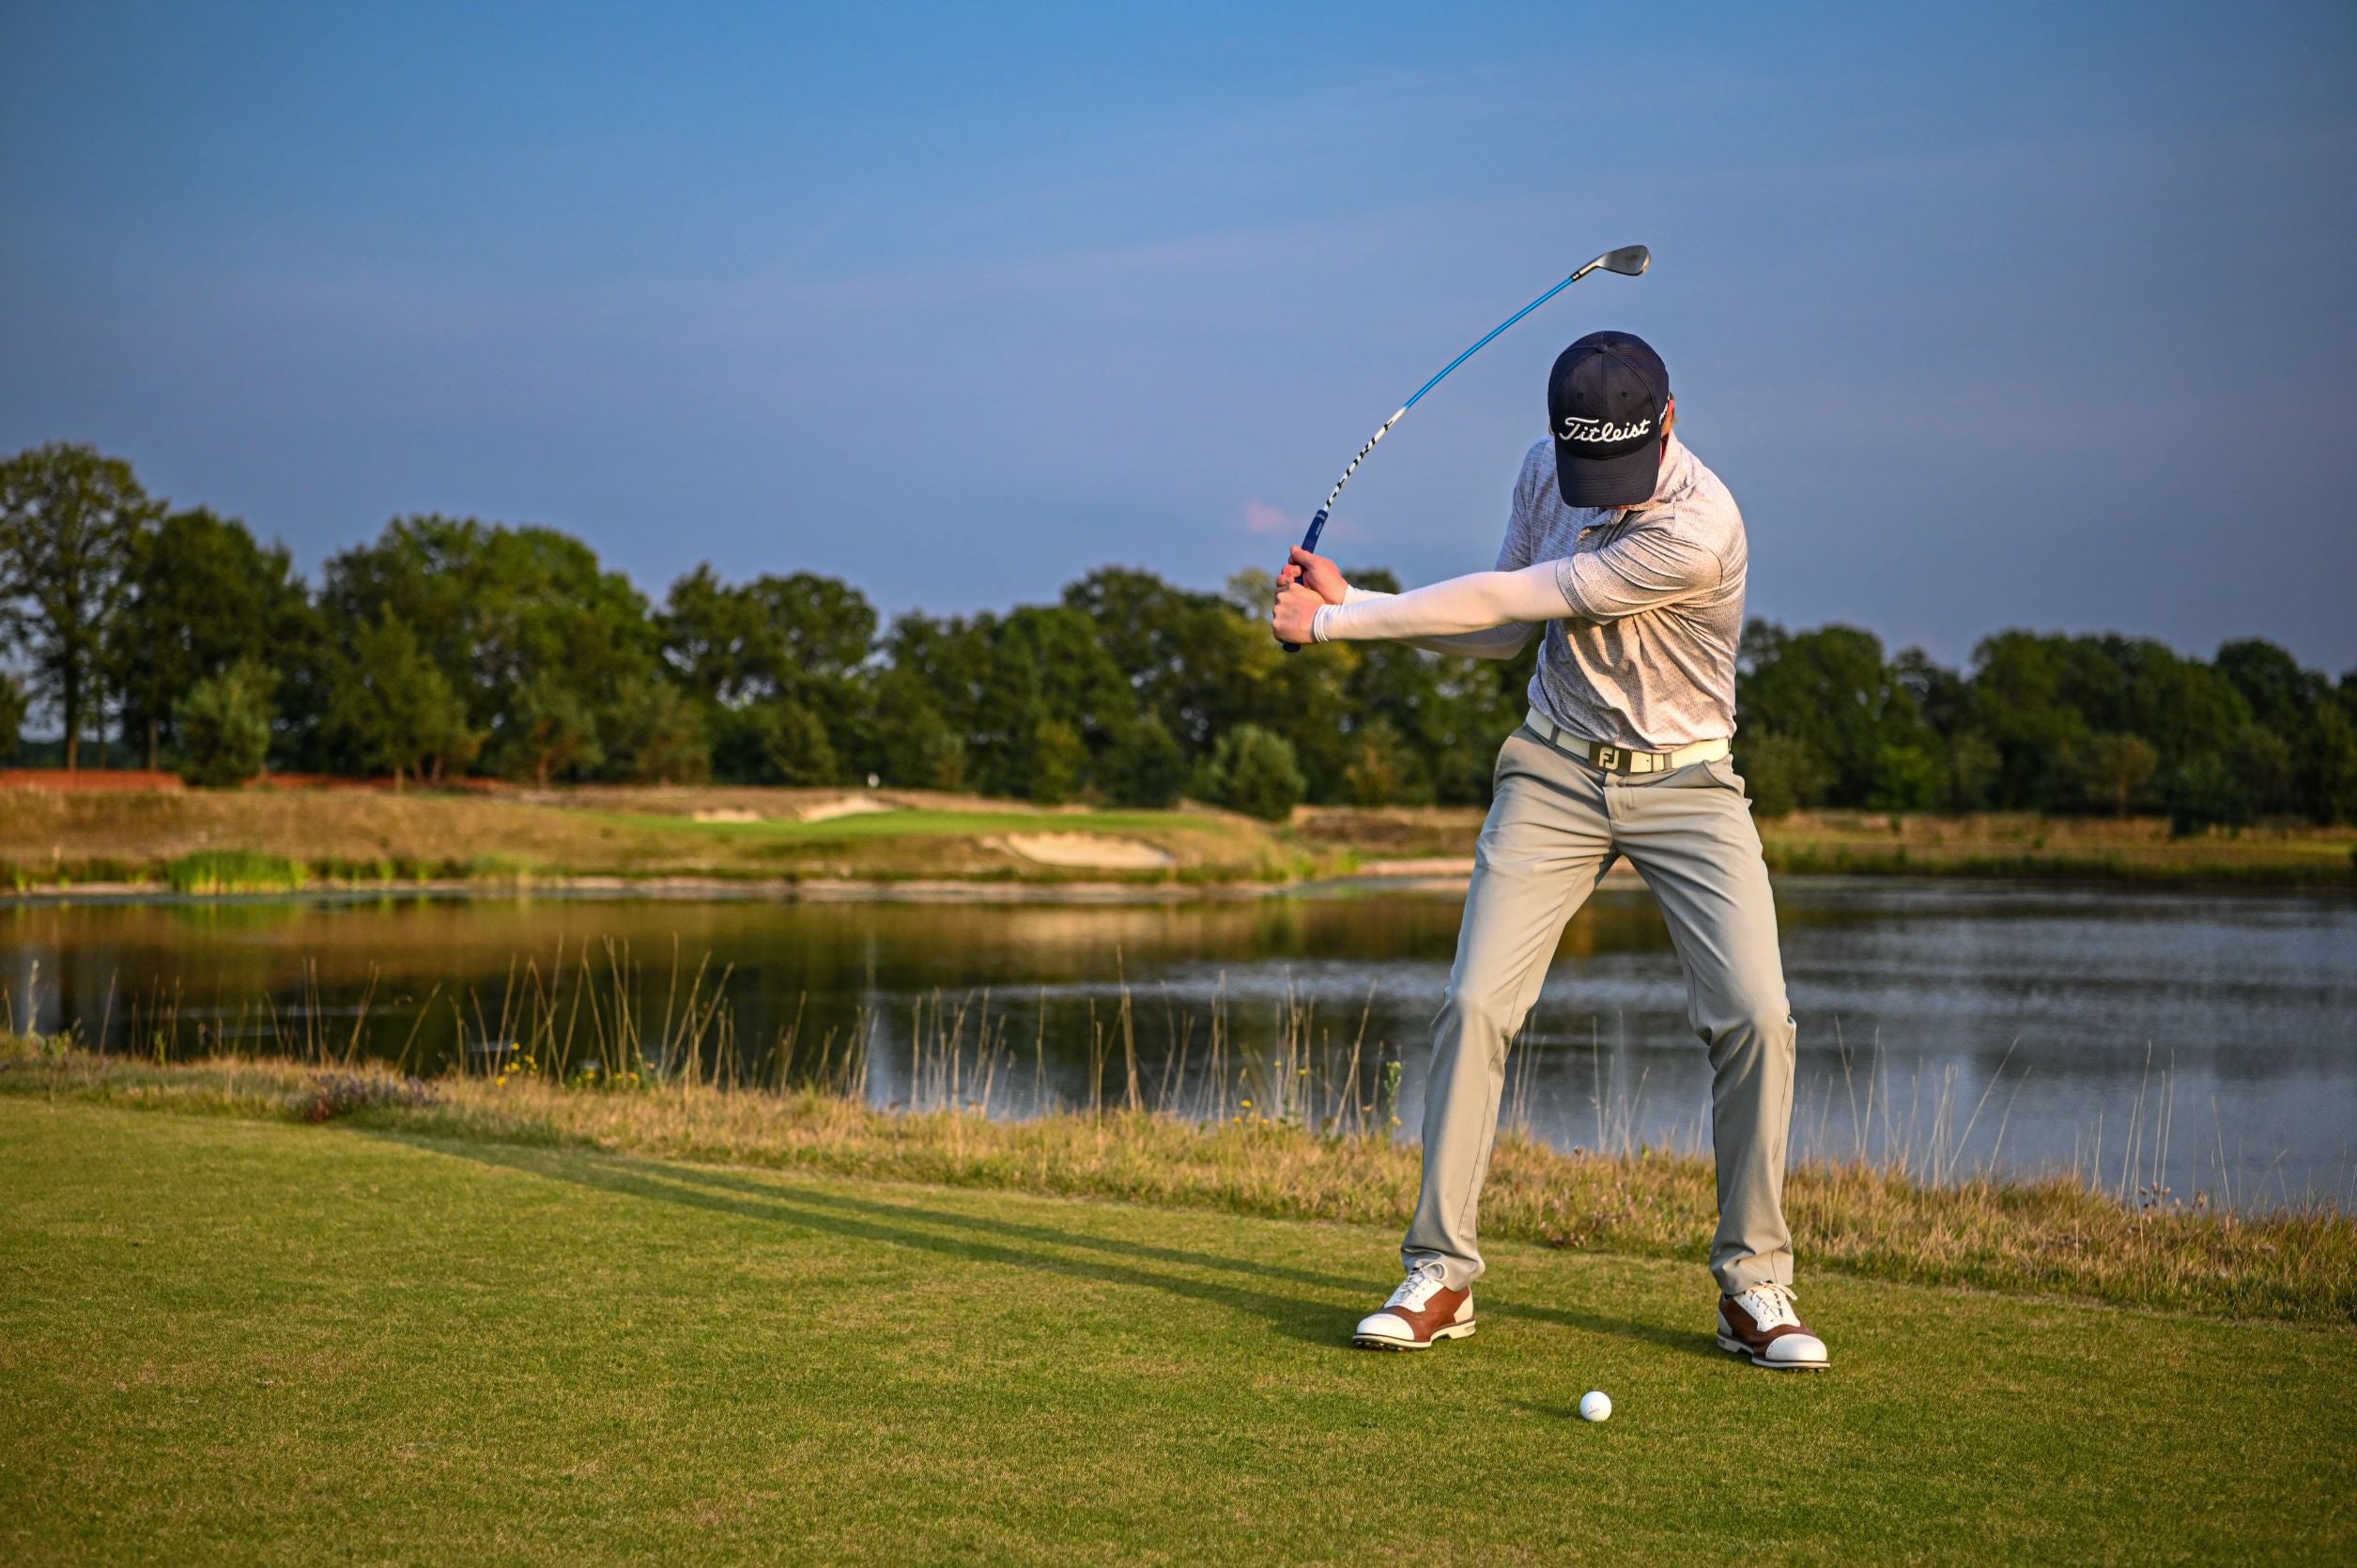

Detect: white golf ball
1579,1390,1612,1422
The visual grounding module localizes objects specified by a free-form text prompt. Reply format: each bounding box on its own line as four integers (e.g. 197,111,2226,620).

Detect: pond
6,879,2351,1209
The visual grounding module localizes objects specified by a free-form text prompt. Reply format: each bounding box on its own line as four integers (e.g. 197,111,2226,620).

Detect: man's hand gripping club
1271,546,1347,647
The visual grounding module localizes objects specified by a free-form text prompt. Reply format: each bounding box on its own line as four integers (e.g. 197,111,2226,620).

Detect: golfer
1271,331,1827,1371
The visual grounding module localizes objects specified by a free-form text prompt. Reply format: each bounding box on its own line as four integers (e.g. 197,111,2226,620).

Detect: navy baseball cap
1548,331,1671,508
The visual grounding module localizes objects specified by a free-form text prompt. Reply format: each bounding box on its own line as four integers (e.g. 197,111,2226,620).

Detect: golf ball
1579,1390,1612,1422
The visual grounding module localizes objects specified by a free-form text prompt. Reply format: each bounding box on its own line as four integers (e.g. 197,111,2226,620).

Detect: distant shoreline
7,864,2350,910
6,784,2351,900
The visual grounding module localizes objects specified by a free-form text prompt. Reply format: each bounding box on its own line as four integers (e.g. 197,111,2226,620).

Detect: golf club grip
1278,508,1332,653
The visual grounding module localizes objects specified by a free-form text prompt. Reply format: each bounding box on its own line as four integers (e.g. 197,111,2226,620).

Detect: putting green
2,1100,2349,1563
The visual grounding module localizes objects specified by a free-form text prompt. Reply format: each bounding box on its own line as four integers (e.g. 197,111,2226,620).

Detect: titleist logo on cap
1557,413,1654,445
1548,330,1670,508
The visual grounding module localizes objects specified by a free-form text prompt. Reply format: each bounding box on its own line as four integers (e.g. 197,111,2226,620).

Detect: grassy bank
5,785,2351,897
1306,804,2357,886
3,1095,2351,1563
0,786,1322,893
6,1046,2348,1326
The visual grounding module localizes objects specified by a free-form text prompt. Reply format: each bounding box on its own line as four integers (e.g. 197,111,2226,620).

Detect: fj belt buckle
1594,745,1624,773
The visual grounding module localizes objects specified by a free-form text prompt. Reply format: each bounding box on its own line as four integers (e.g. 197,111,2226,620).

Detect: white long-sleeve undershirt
1311,563,1571,658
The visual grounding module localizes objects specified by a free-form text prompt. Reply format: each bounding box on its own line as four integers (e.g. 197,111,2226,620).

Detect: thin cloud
1241,499,1292,535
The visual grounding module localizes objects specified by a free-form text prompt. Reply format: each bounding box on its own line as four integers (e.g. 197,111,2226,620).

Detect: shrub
1203,725,1304,822
172,660,274,787
291,1070,439,1124
165,850,306,896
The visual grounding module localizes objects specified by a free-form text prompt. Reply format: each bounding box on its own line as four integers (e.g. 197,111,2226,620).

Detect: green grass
0,788,1313,892
162,849,307,895
3,1099,2351,1563
10,1050,2352,1325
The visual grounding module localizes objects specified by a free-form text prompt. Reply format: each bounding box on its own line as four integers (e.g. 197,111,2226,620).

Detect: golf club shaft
1279,251,1635,651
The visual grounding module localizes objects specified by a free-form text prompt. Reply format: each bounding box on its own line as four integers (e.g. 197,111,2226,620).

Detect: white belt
1523,707,1731,776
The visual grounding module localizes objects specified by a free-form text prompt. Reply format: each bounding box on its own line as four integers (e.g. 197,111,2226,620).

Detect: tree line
3,440,2352,828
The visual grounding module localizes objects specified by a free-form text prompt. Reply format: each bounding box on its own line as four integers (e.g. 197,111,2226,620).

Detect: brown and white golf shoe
1352,1261,1475,1350
1717,1282,1830,1372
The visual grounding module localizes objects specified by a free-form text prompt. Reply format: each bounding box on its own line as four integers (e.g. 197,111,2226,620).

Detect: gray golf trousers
1404,723,1797,1297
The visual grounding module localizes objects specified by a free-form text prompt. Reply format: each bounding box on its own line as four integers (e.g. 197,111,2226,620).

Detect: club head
1595,244,1651,276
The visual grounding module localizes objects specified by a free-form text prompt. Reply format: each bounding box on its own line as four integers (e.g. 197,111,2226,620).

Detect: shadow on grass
393,1133,1719,1362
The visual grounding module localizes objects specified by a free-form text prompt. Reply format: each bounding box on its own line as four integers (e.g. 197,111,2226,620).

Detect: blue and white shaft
1280,244,1649,650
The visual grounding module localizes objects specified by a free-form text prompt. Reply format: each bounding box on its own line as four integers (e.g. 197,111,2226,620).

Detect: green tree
1739,622,1936,807
660,565,878,784
171,660,275,788
0,444,158,769
1202,724,1304,822
2076,732,2159,817
325,610,475,787
977,606,1134,798
1337,566,1517,807
1343,717,1429,807
0,669,26,763
2235,723,2294,821
1963,632,2093,809
1947,732,2002,811
1734,731,1829,820
2212,639,2316,736
110,507,310,770
658,566,876,703
657,563,771,706
601,676,710,785
1869,743,1946,812
2305,699,2357,824
1063,567,1271,762
498,669,605,787
2161,751,2248,833
1100,716,1185,807
860,663,967,791
720,698,840,786
1026,718,1087,805
323,517,656,775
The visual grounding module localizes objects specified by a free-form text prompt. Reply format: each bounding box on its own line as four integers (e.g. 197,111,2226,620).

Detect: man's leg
1402,730,1616,1290
1610,759,1796,1295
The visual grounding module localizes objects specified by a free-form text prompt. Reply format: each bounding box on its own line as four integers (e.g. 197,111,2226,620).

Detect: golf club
1279,243,1651,650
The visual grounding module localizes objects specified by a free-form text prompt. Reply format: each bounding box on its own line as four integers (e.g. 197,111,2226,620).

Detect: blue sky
4,1,2353,669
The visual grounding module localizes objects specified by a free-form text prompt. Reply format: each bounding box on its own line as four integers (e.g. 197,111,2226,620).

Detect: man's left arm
1278,561,1572,646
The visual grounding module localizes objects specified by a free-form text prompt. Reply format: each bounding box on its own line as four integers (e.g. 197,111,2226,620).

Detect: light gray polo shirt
1498,433,1748,750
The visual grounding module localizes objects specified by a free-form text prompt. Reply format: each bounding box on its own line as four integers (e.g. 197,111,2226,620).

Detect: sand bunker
999,833,1174,870
691,807,763,823
796,796,896,823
